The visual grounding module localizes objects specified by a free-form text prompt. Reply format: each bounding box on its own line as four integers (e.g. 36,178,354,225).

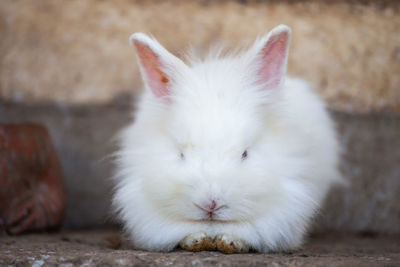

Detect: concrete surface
1,99,400,233
0,229,399,266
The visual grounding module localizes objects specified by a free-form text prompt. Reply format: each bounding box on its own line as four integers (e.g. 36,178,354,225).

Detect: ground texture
0,229,399,266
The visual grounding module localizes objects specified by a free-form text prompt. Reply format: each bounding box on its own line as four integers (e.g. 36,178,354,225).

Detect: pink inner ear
258,31,289,89
133,41,170,98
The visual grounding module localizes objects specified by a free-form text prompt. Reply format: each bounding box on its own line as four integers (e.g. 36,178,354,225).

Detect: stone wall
2,101,400,233
1,0,399,113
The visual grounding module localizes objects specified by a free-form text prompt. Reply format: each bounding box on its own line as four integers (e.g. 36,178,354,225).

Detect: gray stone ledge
0,229,399,267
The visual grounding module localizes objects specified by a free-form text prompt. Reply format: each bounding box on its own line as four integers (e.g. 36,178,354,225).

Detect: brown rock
0,124,66,234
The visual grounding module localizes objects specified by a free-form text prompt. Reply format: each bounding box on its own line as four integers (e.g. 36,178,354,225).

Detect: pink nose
209,200,217,210
193,200,221,213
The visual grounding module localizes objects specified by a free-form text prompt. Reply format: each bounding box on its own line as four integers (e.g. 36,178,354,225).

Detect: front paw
179,232,216,252
215,234,250,254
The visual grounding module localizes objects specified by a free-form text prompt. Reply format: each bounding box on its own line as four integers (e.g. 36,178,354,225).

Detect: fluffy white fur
113,25,341,253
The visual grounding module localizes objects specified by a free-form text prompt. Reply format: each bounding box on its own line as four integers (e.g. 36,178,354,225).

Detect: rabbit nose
194,200,225,212
209,200,217,210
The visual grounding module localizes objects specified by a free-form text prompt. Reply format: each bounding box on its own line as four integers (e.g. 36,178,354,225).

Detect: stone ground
0,229,399,266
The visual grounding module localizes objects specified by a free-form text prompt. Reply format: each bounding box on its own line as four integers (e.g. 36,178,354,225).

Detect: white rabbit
113,25,341,253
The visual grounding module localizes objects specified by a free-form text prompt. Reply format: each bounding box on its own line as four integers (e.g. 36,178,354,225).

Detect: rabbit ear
251,25,291,90
130,33,186,99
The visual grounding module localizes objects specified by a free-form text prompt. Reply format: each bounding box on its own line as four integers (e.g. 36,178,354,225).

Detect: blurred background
0,0,399,234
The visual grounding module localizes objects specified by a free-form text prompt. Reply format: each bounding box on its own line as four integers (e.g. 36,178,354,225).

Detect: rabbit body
113,25,340,253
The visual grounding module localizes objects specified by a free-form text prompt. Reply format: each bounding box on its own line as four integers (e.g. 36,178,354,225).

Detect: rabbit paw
179,232,216,252
215,234,250,254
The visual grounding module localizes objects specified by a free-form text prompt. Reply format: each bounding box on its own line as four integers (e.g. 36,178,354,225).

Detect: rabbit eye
180,152,185,160
241,150,248,160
